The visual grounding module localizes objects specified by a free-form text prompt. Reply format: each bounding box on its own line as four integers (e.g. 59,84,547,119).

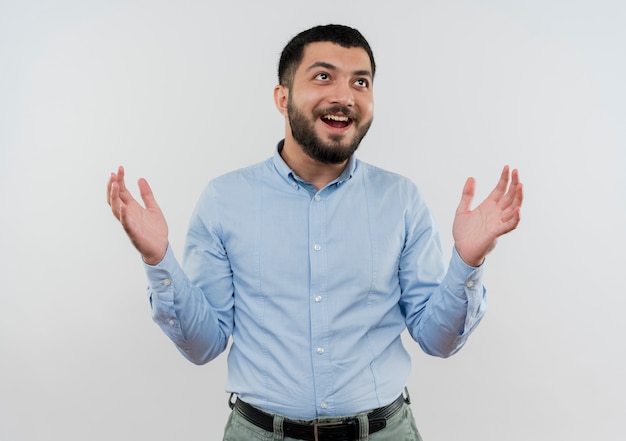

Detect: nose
328,80,355,107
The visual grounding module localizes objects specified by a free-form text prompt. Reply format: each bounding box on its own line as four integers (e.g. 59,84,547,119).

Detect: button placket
308,189,331,411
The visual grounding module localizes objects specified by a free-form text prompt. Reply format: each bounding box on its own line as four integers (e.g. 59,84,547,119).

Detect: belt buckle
313,419,356,441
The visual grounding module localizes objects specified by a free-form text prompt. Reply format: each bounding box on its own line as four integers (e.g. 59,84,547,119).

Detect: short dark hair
278,24,376,88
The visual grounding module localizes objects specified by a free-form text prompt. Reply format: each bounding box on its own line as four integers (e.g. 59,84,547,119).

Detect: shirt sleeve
399,187,487,358
144,198,235,365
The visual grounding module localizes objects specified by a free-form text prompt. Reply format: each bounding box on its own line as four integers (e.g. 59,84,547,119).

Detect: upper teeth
323,114,349,122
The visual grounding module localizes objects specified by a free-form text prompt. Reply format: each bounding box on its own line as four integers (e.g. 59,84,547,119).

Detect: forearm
145,246,232,364
408,248,487,358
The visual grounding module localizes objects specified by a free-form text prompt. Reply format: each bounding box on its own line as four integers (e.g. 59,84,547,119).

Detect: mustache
313,106,359,122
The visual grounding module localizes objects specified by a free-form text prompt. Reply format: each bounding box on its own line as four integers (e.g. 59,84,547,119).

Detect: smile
321,113,353,129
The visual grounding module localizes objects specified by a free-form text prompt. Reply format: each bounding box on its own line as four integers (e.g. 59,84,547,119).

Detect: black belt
232,394,406,441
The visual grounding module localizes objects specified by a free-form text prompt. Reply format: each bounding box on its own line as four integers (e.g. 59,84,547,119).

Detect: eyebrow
306,61,372,78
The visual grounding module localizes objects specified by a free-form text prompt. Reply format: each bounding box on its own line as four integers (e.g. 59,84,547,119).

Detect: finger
500,205,522,233
118,201,136,237
489,165,510,200
107,166,126,205
515,178,524,207
117,168,145,210
456,177,476,214
116,166,126,191
511,180,524,212
497,167,518,208
106,172,115,206
511,168,519,186
500,169,523,210
109,181,122,221
501,198,521,223
500,183,523,228
115,166,133,204
507,168,520,194
137,178,161,212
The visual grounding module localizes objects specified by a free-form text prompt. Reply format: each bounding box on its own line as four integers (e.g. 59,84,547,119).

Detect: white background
1,1,625,440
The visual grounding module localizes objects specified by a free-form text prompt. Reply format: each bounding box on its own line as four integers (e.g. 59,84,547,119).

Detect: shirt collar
272,139,357,190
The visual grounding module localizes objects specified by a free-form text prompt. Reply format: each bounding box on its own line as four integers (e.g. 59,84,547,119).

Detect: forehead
296,41,372,76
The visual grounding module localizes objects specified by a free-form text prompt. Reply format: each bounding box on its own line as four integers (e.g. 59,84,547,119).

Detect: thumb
456,177,476,214
137,178,161,211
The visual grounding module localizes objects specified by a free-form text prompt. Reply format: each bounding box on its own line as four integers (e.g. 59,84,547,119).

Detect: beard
287,95,373,164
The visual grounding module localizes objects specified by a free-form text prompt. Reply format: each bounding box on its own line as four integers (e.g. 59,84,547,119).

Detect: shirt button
163,279,171,286
314,244,321,251
466,280,474,288
168,319,175,326
315,295,323,303
316,347,325,355
320,402,328,409
314,195,321,202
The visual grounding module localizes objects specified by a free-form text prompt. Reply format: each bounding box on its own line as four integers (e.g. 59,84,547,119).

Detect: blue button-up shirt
145,142,486,419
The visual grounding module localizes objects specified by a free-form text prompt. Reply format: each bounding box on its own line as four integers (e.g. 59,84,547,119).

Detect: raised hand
107,166,169,265
452,166,523,267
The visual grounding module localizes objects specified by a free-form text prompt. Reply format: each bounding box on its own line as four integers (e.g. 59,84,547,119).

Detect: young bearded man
107,24,523,441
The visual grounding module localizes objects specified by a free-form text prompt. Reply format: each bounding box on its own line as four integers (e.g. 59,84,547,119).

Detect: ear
273,84,289,117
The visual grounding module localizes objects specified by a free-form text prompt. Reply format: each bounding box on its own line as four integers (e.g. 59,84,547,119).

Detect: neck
280,138,348,190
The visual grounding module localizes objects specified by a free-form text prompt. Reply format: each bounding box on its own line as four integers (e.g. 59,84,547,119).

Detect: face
281,42,374,164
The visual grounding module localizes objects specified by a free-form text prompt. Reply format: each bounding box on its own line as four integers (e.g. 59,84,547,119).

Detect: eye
314,72,330,81
354,78,369,88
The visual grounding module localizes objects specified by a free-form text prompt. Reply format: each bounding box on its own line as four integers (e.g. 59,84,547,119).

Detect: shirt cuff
144,246,184,295
446,247,483,289
143,245,189,346
445,247,487,334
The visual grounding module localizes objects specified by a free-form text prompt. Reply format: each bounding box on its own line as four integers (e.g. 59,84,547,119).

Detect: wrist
454,246,485,268
142,245,168,266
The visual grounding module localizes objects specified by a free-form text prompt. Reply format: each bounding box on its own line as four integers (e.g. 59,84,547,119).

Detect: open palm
453,166,523,267
107,166,169,265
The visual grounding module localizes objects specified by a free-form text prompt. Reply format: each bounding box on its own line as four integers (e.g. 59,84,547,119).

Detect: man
107,24,522,441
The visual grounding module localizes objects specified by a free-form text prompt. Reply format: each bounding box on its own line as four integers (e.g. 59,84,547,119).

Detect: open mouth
320,114,353,129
